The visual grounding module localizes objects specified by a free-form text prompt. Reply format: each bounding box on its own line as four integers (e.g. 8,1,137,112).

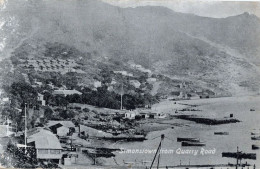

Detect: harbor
102,95,260,168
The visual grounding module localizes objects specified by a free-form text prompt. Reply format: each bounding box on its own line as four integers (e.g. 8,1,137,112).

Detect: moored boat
222,152,256,160
177,137,200,142
214,132,229,135
181,141,206,147
251,136,260,140
252,144,260,150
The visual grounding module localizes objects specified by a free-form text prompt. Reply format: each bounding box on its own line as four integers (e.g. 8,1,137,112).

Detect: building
114,71,133,77
0,119,15,137
93,81,102,88
47,121,75,129
27,129,63,164
21,58,78,74
147,78,156,83
53,90,82,97
129,80,141,88
107,86,114,91
48,121,74,137
124,111,139,119
57,126,70,137
139,112,150,119
37,93,46,106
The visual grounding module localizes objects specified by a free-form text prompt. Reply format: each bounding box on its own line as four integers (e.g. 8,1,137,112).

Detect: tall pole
25,103,27,151
120,83,123,110
236,146,239,169
150,134,164,169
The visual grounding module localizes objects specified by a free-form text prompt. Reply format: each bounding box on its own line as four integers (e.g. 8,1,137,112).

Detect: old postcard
0,0,259,168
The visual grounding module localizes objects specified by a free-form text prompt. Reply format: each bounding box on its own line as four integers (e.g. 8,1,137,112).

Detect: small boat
214,132,229,135
250,109,255,111
83,148,115,158
222,152,256,160
251,136,260,140
251,132,260,135
252,145,260,150
181,141,206,147
177,137,200,142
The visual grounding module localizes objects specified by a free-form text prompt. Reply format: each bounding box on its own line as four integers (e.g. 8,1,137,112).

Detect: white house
124,111,139,119
93,81,102,88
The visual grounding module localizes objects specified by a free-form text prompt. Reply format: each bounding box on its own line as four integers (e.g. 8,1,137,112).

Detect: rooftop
47,120,75,128
53,89,82,96
27,129,62,149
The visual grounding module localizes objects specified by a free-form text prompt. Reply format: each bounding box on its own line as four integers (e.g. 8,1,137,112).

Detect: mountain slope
0,0,260,95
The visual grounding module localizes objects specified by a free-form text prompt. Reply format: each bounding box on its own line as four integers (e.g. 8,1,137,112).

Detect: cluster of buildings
26,120,78,165
20,58,78,74
128,62,152,75
124,110,167,120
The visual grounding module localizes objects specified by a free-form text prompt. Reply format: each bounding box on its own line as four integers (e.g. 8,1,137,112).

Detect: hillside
0,0,260,95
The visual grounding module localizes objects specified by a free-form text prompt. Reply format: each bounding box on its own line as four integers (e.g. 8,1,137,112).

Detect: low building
139,112,150,119
129,80,141,88
124,111,139,119
147,78,156,83
27,129,63,164
53,90,82,97
93,81,102,88
107,86,114,91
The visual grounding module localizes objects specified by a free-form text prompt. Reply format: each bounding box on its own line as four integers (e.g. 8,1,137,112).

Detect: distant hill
0,0,259,95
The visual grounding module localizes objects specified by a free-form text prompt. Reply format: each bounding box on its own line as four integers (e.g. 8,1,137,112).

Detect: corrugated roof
27,129,62,149
53,89,82,95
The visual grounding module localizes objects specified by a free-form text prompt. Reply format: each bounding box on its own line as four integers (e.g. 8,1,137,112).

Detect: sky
102,0,260,18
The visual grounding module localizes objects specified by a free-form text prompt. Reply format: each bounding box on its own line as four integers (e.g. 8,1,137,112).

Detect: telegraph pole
236,146,239,169
24,103,27,151
150,134,164,169
120,83,123,110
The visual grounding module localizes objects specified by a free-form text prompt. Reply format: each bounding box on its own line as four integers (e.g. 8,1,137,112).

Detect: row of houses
20,58,78,74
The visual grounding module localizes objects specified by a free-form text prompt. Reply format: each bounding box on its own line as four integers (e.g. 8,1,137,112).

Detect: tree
44,107,54,121
10,82,38,106
66,94,81,103
54,95,68,107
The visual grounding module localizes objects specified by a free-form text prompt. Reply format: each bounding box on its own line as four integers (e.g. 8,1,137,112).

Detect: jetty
174,115,240,125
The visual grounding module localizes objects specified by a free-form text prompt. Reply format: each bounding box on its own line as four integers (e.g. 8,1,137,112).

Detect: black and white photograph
0,0,260,168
